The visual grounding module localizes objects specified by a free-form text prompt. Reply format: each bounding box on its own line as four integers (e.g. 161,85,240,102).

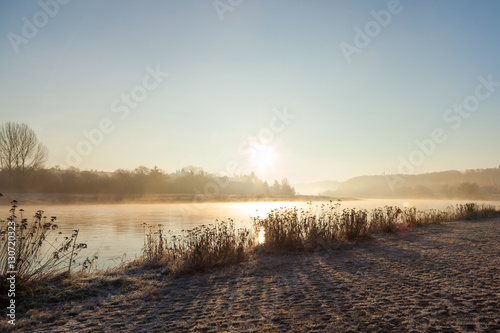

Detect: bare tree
0,122,48,175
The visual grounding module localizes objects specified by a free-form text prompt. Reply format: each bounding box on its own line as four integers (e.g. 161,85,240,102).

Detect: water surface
3,199,498,269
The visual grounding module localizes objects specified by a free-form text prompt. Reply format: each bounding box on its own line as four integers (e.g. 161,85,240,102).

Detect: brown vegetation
5,213,500,332
1,198,498,331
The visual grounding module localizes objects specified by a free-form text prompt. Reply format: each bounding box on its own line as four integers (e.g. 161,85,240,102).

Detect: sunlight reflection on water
257,227,265,245
2,199,497,269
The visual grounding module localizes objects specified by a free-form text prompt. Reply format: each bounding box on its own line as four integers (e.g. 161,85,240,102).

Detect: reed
368,206,401,233
453,203,497,220
253,202,372,250
253,201,499,251
5,199,496,282
139,219,252,273
0,200,88,283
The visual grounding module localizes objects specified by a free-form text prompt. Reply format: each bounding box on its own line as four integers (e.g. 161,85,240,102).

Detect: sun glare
258,227,265,245
252,146,276,171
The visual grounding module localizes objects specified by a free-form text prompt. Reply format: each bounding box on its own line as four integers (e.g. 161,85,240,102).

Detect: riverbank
5,216,500,332
0,192,356,206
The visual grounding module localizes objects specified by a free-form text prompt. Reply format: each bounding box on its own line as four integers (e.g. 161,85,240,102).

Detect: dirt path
10,218,500,332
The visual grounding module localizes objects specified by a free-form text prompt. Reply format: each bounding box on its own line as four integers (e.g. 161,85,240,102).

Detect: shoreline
5,216,500,332
2,192,498,207
0,192,357,206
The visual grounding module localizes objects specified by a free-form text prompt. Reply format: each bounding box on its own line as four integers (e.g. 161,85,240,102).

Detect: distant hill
293,180,340,195
307,167,500,200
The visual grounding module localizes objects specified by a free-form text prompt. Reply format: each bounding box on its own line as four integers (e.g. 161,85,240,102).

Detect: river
2,198,498,270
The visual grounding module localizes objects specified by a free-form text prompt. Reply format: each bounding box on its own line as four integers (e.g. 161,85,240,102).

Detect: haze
1,0,499,183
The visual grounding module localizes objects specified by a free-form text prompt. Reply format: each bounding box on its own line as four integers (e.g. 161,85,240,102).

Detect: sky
1,0,499,183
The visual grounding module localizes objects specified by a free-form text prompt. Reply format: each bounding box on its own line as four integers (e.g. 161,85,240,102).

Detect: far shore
1,192,498,207
0,192,358,206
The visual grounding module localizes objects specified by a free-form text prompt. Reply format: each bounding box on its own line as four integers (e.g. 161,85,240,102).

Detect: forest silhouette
0,165,296,198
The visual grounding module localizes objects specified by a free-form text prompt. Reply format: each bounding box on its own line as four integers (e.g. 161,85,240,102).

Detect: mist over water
3,199,498,269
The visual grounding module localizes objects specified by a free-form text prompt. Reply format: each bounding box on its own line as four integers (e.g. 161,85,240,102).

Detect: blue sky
1,0,499,182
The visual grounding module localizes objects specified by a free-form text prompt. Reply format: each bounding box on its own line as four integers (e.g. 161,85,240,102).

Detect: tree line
0,122,295,196
0,165,296,196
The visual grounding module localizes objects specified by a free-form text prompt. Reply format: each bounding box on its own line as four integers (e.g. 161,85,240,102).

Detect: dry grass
137,219,253,274
3,200,496,285
369,206,401,233
253,201,498,251
136,202,498,273
10,216,500,332
0,200,91,307
252,203,372,250
1,199,498,330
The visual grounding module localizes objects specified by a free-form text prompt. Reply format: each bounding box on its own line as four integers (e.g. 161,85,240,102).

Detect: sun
251,146,276,171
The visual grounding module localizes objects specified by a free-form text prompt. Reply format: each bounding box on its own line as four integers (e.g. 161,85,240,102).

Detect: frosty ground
5,217,500,332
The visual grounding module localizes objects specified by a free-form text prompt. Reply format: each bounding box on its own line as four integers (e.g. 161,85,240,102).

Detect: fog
5,199,498,270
